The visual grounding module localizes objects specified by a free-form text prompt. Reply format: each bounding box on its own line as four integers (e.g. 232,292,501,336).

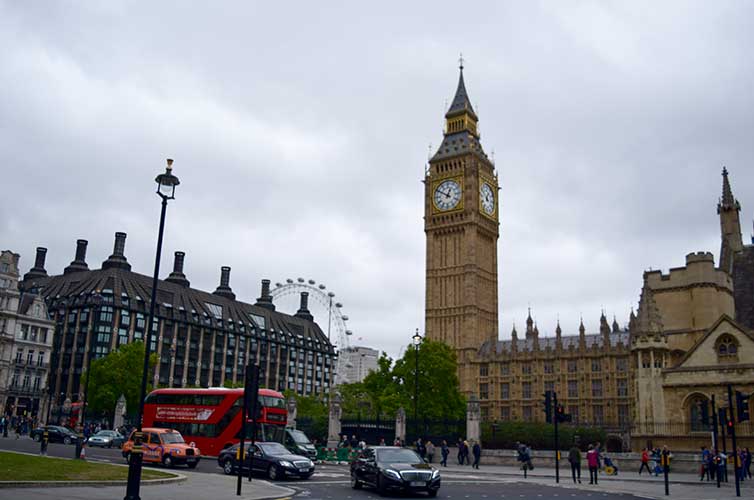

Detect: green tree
84,341,158,417
391,338,465,420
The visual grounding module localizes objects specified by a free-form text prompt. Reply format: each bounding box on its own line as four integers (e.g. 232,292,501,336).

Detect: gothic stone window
544,362,554,374
568,380,578,398
591,359,601,372
500,382,510,399
479,364,489,377
689,395,710,432
616,357,627,372
591,379,603,398
500,363,510,375
567,360,578,373
616,378,628,397
716,334,739,362
522,382,532,399
500,406,510,421
521,363,532,375
480,383,489,400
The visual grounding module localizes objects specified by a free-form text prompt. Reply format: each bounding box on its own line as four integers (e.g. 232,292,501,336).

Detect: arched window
688,395,709,432
716,334,739,362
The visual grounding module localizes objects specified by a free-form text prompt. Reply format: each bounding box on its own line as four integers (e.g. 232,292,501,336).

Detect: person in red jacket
587,444,600,485
639,448,651,475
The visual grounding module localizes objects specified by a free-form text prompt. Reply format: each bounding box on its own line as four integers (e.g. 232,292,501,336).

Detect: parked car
30,425,78,445
122,427,200,468
86,430,125,448
350,446,441,497
284,428,317,460
218,441,315,480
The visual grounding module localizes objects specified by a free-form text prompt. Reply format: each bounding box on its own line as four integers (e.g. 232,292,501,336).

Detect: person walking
426,441,435,464
587,444,599,485
745,447,752,480
472,441,481,469
639,448,651,475
457,438,464,465
568,444,582,484
700,446,711,481
440,440,449,467
463,439,471,465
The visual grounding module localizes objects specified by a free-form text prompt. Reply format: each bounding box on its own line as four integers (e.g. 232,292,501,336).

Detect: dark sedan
30,425,78,445
350,446,441,497
217,441,315,481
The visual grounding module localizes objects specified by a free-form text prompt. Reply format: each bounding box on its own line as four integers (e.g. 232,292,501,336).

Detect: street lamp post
412,329,422,445
124,159,179,500
76,291,103,459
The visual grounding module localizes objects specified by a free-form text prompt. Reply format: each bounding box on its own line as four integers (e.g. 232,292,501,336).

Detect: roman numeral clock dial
480,181,495,216
433,179,462,211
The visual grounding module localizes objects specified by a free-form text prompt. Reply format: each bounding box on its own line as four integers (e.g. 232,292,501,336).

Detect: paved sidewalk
0,470,294,500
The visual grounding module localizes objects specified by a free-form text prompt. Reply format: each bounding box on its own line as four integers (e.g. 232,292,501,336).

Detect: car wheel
107,442,112,448
268,464,279,481
222,459,234,475
33,434,41,442
350,472,362,489
428,490,438,498
187,462,198,469
163,455,174,468
63,436,72,445
376,474,387,497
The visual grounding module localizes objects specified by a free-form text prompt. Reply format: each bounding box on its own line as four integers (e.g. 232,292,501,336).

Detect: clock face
480,182,495,215
434,179,462,211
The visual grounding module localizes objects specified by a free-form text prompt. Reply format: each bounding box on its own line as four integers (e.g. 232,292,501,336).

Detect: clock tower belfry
424,64,499,394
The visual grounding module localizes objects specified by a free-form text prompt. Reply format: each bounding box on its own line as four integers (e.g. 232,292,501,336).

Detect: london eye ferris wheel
269,278,353,352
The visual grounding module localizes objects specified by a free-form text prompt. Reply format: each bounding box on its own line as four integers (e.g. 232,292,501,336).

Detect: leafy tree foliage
296,339,465,422
84,341,158,417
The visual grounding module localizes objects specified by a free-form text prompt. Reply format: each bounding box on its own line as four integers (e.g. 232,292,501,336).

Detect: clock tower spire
424,63,499,395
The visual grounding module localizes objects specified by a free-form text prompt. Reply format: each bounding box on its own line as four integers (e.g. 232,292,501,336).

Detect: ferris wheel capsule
319,284,326,290
342,315,349,321
286,278,294,284
297,277,305,283
308,279,316,285
346,330,353,336
335,302,342,308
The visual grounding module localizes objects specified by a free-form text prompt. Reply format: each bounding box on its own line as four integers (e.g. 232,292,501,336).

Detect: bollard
40,430,49,456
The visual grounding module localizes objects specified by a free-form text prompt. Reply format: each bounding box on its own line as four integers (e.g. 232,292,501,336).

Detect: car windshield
96,431,114,437
259,443,289,455
161,432,185,444
377,448,422,463
289,430,311,444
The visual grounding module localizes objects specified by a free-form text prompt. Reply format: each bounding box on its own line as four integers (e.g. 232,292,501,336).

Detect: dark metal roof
23,266,334,353
431,131,488,162
446,69,476,119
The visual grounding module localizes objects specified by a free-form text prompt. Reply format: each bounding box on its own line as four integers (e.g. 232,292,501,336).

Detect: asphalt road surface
0,439,649,500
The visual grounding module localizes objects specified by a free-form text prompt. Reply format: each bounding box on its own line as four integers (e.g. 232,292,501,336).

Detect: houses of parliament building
424,65,754,450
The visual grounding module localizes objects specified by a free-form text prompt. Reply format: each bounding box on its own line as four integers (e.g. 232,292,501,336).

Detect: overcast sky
2,1,753,359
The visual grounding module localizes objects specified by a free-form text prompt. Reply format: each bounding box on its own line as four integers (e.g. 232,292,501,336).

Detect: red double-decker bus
143,388,287,456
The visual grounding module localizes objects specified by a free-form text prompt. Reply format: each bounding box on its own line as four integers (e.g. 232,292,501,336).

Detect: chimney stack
23,247,49,281
255,279,276,311
295,292,314,321
102,232,131,270
213,266,236,300
64,239,90,274
165,251,190,287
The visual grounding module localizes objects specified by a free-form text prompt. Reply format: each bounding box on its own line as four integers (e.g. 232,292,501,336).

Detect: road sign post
727,385,741,497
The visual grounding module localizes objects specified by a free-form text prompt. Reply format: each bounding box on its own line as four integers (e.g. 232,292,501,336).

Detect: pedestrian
472,441,481,469
0,415,6,437
639,447,651,475
661,445,672,473
416,438,426,459
745,447,752,480
426,441,435,463
716,449,727,483
457,438,464,465
350,434,358,449
700,446,710,481
587,444,599,485
440,440,449,467
393,437,401,447
568,444,582,484
736,448,745,482
379,437,386,446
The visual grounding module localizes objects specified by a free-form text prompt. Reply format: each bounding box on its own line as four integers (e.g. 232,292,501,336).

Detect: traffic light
556,404,572,423
736,391,751,423
543,391,553,424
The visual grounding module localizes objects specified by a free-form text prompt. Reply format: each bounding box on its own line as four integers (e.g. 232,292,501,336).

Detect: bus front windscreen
259,396,285,409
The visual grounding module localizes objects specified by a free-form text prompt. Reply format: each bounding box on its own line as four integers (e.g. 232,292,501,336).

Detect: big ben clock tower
424,63,499,394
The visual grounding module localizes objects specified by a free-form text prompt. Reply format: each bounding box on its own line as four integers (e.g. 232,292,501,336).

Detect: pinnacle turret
633,276,664,341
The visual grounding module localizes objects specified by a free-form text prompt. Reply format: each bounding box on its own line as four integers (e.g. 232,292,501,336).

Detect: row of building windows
480,378,630,400
479,358,629,377
492,404,631,425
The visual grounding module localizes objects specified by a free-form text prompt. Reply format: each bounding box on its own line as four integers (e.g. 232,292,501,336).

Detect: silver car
86,430,125,448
